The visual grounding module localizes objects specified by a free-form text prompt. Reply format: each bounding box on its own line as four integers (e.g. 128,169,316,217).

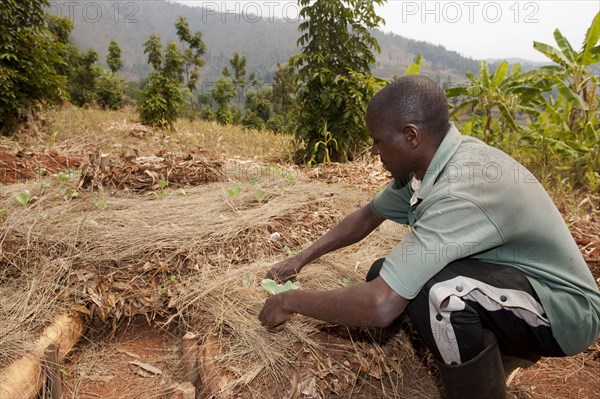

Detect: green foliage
96,68,125,110
308,122,338,166
175,16,206,116
216,108,234,126
245,86,272,122
211,77,236,125
293,0,387,163
67,49,101,107
521,12,600,188
222,52,248,102
271,61,298,115
242,111,266,131
139,34,185,128
107,39,123,74
14,190,32,206
448,12,599,191
446,60,546,146
253,188,268,203
403,54,423,76
0,1,70,133
261,279,301,295
199,106,216,121
227,184,243,198
266,114,288,134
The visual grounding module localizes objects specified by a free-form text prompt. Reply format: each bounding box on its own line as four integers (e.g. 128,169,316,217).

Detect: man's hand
265,257,304,283
258,292,293,330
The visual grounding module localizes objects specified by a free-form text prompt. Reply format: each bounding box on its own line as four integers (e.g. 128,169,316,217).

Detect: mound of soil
0,150,82,184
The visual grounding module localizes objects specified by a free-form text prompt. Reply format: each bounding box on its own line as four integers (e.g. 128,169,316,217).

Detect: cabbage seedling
261,279,301,295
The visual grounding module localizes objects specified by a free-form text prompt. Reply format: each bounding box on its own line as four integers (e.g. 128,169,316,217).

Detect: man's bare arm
267,204,385,281
259,276,408,329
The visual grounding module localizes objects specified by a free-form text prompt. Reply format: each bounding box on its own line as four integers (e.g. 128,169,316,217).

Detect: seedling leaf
15,191,31,206
261,279,301,295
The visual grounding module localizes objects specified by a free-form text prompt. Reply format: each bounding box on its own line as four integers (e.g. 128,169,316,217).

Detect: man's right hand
266,257,304,283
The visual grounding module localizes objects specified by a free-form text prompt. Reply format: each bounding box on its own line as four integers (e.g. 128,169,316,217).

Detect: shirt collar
417,123,462,200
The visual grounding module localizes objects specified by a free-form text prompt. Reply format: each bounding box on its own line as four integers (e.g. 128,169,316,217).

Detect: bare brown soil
0,150,82,184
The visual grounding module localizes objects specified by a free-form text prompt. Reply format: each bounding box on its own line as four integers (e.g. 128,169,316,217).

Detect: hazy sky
175,0,599,62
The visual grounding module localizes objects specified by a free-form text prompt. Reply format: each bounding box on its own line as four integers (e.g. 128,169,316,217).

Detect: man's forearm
295,205,384,266
274,278,408,328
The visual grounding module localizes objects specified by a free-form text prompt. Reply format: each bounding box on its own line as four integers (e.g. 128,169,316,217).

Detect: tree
95,39,126,110
107,39,123,73
211,77,236,125
96,69,125,110
243,86,272,130
0,1,71,134
67,48,100,107
271,61,297,115
293,0,387,163
222,52,249,104
139,34,185,128
175,16,206,116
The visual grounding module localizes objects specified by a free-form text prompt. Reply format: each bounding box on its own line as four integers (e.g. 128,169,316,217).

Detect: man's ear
403,124,420,149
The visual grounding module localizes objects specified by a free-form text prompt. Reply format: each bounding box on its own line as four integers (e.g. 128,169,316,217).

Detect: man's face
366,109,416,186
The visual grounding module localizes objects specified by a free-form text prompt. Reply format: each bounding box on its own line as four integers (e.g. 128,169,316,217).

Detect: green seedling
283,245,299,257
54,168,75,183
0,209,7,217
14,190,32,206
227,184,243,198
254,188,268,203
242,274,253,288
93,198,108,210
63,187,79,200
261,279,301,295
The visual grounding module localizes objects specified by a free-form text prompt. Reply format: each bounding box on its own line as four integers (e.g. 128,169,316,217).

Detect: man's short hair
368,75,450,140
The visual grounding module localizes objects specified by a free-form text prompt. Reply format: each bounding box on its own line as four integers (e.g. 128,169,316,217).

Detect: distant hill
486,58,549,72
51,0,482,90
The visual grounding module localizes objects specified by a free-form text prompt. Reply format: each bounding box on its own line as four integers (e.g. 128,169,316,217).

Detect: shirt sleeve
369,179,412,224
380,194,505,299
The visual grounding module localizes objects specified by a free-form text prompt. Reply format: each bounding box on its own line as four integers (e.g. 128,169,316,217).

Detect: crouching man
258,76,600,398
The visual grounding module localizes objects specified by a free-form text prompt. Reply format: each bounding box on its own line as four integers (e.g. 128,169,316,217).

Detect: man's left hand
258,293,293,331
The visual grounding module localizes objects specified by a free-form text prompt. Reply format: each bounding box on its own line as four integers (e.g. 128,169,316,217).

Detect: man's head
366,75,450,185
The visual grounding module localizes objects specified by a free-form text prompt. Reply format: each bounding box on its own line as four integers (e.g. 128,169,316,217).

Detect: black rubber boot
436,330,506,399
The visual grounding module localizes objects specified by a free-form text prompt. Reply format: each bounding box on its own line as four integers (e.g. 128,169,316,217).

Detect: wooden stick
182,332,198,387
44,344,63,399
0,312,84,399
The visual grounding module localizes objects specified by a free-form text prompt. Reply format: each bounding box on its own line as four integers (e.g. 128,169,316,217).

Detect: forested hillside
51,0,479,85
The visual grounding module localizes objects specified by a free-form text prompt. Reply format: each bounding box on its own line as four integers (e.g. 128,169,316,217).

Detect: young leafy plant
261,279,301,295
14,190,32,206
227,184,243,198
283,245,299,257
254,188,268,203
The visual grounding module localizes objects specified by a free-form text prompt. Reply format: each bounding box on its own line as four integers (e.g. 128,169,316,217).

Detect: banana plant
446,60,546,143
525,11,599,132
520,12,599,189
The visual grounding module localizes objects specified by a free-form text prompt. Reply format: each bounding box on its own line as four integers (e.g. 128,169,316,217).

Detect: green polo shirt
370,124,600,355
